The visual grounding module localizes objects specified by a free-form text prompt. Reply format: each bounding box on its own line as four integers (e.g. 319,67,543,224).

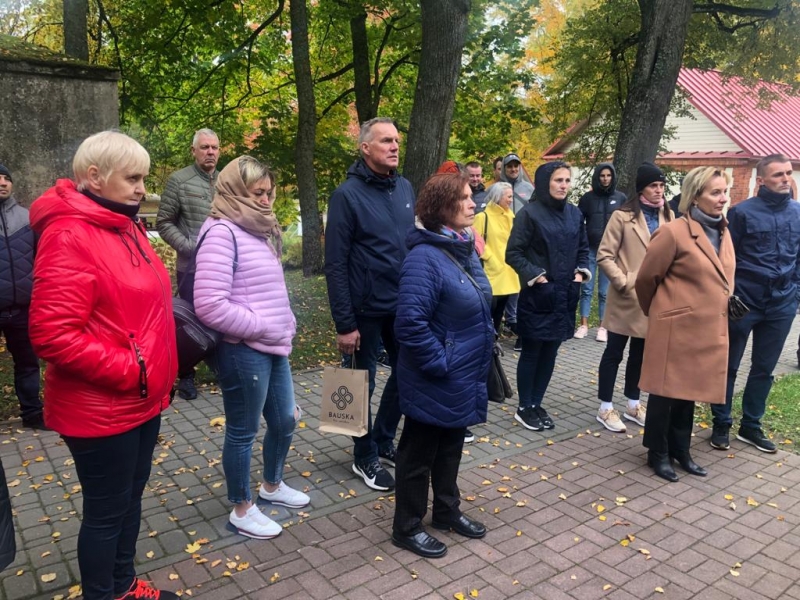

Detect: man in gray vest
157,128,220,400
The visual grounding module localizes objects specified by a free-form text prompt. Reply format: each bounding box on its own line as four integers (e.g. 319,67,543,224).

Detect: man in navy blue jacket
324,118,416,491
711,155,800,453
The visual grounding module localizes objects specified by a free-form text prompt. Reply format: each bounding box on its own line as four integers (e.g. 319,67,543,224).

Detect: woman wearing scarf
194,156,308,540
636,166,735,482
506,162,591,432
594,162,673,433
392,172,494,558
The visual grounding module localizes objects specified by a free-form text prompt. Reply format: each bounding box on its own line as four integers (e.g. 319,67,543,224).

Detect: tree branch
693,2,781,18
315,62,354,84
319,87,355,120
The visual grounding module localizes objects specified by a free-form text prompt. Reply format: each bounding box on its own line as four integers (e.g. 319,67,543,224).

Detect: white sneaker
574,325,588,339
596,327,608,342
596,408,626,432
624,403,647,427
229,505,282,539
258,481,310,508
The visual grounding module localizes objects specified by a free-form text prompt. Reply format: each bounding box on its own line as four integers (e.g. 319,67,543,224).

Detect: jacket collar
192,163,218,182
685,211,730,286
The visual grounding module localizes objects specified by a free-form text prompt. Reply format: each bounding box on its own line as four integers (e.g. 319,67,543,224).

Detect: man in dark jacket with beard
0,165,44,429
324,117,415,492
575,163,626,341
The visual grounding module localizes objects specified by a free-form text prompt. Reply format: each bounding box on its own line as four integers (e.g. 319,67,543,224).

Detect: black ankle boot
670,452,707,477
647,451,678,482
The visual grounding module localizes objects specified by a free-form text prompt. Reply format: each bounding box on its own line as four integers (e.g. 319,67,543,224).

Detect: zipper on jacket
0,207,17,307
130,334,148,398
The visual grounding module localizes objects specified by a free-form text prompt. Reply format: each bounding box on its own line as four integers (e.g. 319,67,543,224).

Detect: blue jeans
712,305,796,430
214,342,297,503
504,294,518,326
63,415,161,599
517,339,561,408
352,315,401,463
579,248,609,320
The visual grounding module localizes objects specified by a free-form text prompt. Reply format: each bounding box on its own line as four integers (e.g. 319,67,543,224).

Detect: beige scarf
209,157,282,256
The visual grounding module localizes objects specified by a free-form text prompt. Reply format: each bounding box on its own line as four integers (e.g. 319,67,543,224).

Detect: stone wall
0,50,119,206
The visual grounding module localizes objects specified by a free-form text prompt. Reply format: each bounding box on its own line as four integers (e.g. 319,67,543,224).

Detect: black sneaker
710,424,730,450
515,406,543,431
464,429,475,443
535,406,554,429
21,414,50,431
176,376,198,400
513,338,522,352
377,351,391,368
378,445,396,467
736,427,777,453
353,460,395,491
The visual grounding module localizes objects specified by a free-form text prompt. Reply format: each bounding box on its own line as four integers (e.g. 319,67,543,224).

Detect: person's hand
337,330,360,355
535,276,548,284
573,273,583,283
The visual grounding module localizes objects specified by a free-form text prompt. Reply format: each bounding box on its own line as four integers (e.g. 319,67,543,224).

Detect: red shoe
115,579,178,600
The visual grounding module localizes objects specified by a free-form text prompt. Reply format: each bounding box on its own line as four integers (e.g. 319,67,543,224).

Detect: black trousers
642,394,694,455
176,269,195,380
392,416,464,536
0,309,42,420
491,295,511,334
597,332,644,403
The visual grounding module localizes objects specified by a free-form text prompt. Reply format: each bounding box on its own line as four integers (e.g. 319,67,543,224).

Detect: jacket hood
591,162,617,196
346,158,399,191
30,179,135,235
406,221,475,259
534,161,570,211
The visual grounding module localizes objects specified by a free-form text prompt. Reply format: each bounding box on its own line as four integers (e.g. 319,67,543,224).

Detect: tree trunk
613,0,694,199
350,10,375,124
403,0,470,193
63,0,89,60
289,0,323,275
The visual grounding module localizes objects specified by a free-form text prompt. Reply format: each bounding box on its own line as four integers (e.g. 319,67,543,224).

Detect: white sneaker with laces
259,481,310,508
229,505,282,539
624,403,647,427
574,325,588,339
596,327,608,342
596,408,626,432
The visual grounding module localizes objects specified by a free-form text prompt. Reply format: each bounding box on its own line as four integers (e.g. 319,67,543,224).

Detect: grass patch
696,372,800,452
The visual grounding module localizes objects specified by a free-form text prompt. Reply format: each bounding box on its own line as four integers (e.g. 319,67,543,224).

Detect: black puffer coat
506,162,590,341
0,196,35,310
0,457,16,571
577,163,626,249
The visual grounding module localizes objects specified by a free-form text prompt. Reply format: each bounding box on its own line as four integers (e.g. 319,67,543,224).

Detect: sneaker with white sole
624,403,647,427
597,408,626,432
229,505,282,539
596,327,608,342
259,481,310,508
574,325,588,339
353,460,395,491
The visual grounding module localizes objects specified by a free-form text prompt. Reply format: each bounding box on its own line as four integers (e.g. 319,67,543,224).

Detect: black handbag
488,342,514,403
728,295,750,321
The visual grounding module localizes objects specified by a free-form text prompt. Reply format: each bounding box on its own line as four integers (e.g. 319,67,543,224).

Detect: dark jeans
643,394,694,455
352,315,401,463
712,306,795,430
63,415,161,600
517,339,561,409
597,332,644,403
393,416,464,536
491,295,511,334
176,269,195,380
0,309,42,420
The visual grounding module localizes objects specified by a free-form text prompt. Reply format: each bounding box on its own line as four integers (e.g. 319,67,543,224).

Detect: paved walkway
2,320,800,600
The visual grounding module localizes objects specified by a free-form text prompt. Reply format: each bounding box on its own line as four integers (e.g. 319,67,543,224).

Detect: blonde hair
73,131,150,191
679,167,732,214
236,155,274,188
485,182,512,204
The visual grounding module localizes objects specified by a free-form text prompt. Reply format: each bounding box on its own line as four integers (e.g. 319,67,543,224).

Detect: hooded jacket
728,186,800,313
29,179,178,438
577,163,627,249
394,225,494,428
506,162,590,341
499,162,535,215
324,159,415,333
0,196,36,310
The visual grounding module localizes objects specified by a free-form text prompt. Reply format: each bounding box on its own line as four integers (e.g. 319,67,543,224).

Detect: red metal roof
677,68,800,161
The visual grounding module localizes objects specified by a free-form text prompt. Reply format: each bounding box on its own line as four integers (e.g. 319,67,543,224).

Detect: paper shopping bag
319,366,369,437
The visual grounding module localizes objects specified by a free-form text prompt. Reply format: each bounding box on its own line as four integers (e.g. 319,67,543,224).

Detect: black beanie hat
636,162,664,192
0,164,11,182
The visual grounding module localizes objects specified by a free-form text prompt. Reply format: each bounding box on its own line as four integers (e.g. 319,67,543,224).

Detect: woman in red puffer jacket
28,131,178,600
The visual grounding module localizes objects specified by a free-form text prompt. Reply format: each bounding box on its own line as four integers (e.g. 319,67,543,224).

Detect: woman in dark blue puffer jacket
391,172,495,560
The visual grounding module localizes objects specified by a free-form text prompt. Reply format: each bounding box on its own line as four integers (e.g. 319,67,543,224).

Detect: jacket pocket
129,335,149,399
444,332,455,369
657,306,693,320
526,282,556,312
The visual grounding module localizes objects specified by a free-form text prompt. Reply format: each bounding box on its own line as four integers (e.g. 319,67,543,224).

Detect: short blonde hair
679,167,732,214
73,131,150,190
237,155,274,188
485,182,511,204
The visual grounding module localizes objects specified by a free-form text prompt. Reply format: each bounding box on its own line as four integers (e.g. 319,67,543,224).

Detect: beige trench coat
635,213,735,404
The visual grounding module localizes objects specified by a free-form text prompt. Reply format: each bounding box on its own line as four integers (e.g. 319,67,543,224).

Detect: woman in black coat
506,161,591,432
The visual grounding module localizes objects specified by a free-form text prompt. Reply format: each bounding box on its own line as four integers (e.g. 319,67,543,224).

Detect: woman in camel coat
635,167,735,482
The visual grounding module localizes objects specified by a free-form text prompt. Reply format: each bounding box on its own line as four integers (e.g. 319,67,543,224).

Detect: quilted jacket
193,218,296,356
394,225,494,428
0,196,35,310
156,164,218,271
29,179,178,438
